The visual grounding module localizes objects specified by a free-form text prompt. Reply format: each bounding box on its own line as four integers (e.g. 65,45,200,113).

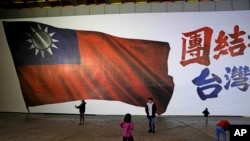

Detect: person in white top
145,97,157,133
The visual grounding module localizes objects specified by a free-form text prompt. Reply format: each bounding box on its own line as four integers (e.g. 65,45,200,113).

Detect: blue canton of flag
3,21,80,66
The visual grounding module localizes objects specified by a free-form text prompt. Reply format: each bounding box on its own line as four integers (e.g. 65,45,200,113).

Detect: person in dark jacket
75,100,86,125
145,97,157,133
202,108,210,124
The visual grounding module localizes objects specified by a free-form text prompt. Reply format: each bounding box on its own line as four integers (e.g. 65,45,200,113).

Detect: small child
202,108,210,124
120,113,134,141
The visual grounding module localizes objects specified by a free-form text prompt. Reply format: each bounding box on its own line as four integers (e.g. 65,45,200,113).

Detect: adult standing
145,97,157,133
75,100,86,125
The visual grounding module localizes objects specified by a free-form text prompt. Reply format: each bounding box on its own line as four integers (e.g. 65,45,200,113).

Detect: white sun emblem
25,24,59,58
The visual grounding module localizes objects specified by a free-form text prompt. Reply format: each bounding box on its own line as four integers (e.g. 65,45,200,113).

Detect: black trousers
123,136,134,141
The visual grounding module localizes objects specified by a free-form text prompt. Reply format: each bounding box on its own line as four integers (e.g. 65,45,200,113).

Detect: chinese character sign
180,27,213,66
0,11,250,116
181,25,250,66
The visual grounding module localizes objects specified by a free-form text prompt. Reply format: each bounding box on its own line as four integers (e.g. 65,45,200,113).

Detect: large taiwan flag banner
3,21,174,114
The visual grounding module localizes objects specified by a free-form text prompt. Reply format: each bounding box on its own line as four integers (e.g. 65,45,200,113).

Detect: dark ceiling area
0,0,212,10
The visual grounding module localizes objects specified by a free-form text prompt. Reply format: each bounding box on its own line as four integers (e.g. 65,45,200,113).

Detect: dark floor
0,113,250,141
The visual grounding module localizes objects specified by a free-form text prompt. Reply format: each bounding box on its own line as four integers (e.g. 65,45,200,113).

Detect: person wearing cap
75,100,86,125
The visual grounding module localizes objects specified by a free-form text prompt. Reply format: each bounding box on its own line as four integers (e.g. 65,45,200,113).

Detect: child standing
202,108,210,124
120,113,134,141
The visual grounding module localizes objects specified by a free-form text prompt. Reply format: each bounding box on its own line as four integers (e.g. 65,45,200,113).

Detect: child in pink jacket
120,113,134,141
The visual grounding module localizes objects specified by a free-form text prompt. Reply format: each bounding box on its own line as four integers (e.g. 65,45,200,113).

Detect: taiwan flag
3,21,174,114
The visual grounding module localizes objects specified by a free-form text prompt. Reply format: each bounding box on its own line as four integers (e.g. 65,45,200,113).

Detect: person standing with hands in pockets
120,113,134,141
145,97,157,133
